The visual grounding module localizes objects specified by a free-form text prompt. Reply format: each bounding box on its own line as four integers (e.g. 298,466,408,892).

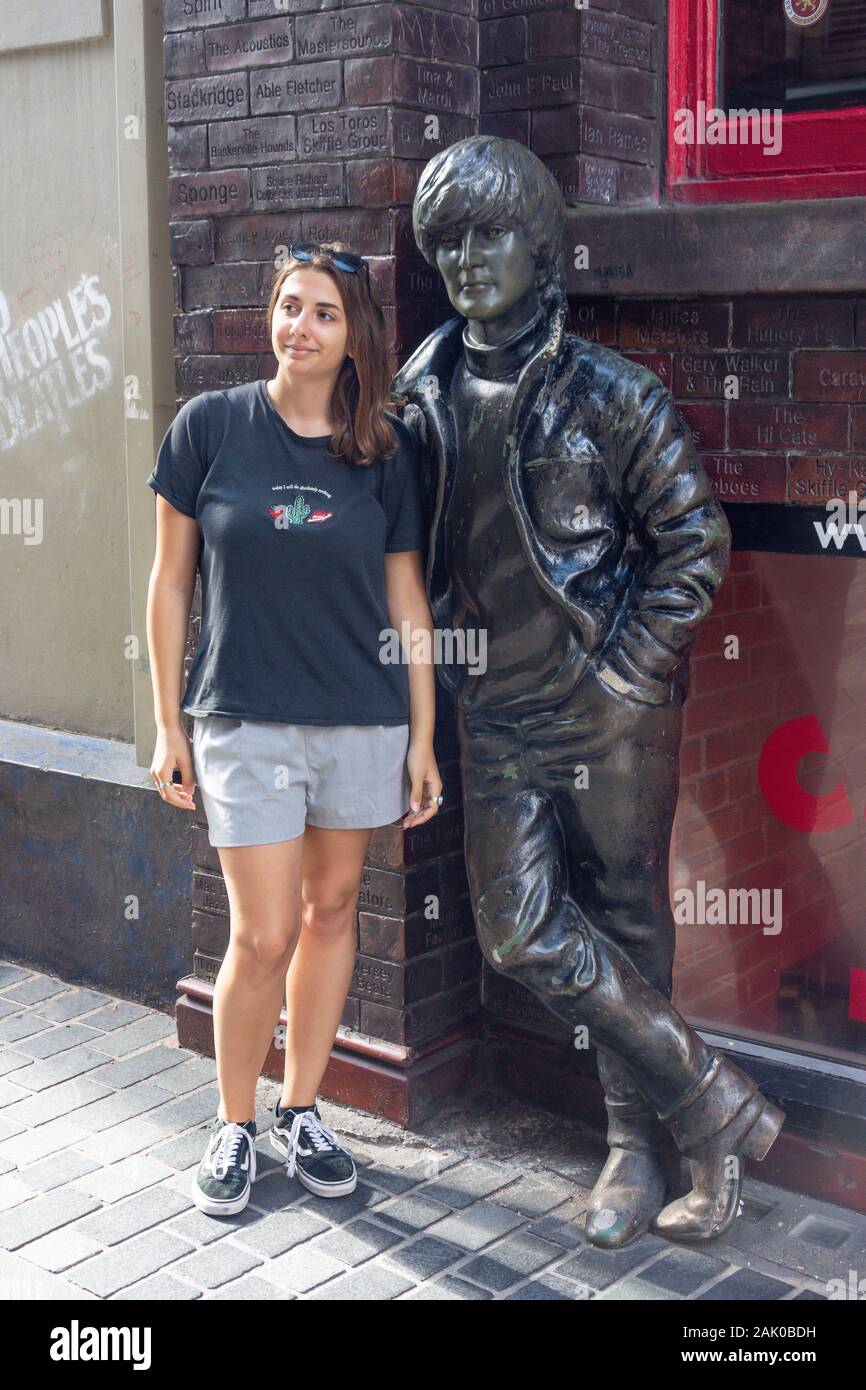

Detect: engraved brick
482,59,579,111
169,170,252,219
853,407,866,449
302,208,391,253
578,57,616,111
192,870,229,916
214,213,308,261
356,857,469,920
793,352,866,404
728,403,849,452
348,952,444,1006
531,105,581,157
482,967,567,1038
580,105,654,164
479,0,566,16
296,6,392,62
170,219,214,266
163,0,246,31
168,123,209,171
193,952,222,984
568,300,617,346
182,262,263,309
174,311,213,354
673,350,787,399
209,115,298,166
392,107,475,158
620,161,657,203
580,10,655,70
701,454,787,505
528,8,580,58
443,938,483,989
360,981,479,1045
677,401,725,450
298,106,390,160
480,15,526,67
359,906,476,961
164,30,206,79
856,303,866,348
250,61,341,114
732,299,854,351
345,158,422,207
393,4,478,65
788,455,866,505
213,308,270,353
621,349,671,384
403,0,479,13
250,0,340,13
383,301,451,355
165,73,249,124
378,811,464,866
619,303,729,351
614,0,659,19
479,110,530,143
203,16,294,71
615,64,657,120
176,354,259,395
546,154,617,205
192,911,228,957
345,56,478,113
251,161,343,211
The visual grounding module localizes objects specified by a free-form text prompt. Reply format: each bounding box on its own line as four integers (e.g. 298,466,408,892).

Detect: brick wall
479,0,661,207
164,0,477,404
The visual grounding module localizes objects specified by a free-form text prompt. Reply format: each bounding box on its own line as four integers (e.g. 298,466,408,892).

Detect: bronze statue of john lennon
393,136,784,1247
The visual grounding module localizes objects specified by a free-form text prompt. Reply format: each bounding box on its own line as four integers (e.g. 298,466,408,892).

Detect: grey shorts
191,715,412,848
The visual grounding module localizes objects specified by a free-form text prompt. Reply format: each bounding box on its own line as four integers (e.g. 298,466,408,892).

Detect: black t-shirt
147,379,428,725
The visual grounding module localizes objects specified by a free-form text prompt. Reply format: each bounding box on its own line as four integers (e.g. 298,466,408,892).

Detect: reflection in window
722,0,866,114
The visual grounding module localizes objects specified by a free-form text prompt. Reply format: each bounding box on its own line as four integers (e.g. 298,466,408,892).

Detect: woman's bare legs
212,835,306,1123
280,825,374,1109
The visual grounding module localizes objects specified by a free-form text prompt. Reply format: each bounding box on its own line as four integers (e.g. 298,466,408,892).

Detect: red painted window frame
667,0,866,203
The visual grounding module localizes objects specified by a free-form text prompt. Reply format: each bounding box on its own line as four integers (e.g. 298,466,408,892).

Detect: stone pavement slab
0,963,854,1302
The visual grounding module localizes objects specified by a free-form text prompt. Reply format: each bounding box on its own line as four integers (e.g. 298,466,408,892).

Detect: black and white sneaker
192,1116,257,1216
269,1103,357,1197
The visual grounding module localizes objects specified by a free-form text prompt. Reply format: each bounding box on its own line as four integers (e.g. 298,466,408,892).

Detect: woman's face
271,267,350,378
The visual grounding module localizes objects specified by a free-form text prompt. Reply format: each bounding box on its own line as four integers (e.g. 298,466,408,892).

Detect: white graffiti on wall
0,274,113,450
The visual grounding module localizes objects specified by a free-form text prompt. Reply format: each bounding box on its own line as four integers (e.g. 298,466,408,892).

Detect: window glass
722,0,866,114
673,549,866,1069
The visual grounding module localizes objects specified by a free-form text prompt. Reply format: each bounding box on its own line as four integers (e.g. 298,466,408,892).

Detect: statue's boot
653,1054,785,1243
490,898,784,1246
585,1052,682,1249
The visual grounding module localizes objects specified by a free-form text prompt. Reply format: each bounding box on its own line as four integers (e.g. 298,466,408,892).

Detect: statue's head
412,136,567,325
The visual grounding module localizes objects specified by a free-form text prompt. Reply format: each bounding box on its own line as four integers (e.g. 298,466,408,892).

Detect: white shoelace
284,1110,340,1179
206,1122,252,1180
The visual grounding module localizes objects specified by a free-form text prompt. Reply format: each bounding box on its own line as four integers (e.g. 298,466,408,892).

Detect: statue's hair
412,136,567,309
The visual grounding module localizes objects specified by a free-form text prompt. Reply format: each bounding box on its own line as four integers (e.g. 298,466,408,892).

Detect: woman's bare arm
384,548,442,828
145,496,200,810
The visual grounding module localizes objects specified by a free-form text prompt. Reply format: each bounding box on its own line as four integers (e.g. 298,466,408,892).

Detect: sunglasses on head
289,241,370,279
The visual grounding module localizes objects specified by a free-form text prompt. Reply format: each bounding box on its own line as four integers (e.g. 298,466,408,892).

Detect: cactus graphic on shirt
268,494,334,528
284,495,311,525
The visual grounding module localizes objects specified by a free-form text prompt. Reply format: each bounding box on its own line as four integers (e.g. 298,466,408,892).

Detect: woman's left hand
402,741,444,829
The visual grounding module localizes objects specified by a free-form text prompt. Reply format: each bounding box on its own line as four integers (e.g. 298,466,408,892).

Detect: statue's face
433,220,537,322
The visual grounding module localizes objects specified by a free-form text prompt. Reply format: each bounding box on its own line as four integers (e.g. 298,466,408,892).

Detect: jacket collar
392,292,568,410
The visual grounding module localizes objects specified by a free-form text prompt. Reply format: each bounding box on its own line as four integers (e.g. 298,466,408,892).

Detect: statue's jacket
391,293,732,707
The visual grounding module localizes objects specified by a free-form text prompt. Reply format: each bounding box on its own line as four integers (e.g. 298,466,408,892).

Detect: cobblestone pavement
0,962,861,1302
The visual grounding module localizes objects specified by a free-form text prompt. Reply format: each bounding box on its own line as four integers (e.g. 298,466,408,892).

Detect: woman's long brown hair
265,245,397,468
